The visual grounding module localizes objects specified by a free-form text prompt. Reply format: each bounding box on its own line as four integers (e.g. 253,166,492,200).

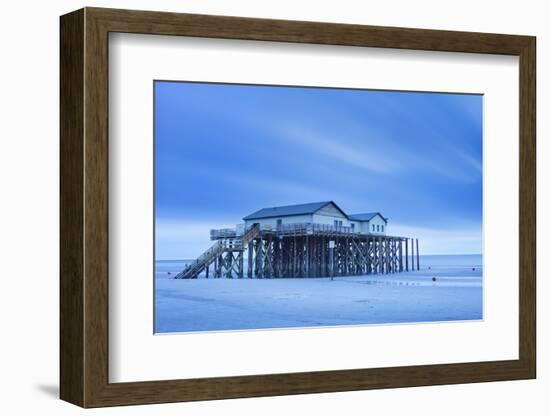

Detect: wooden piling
405,238,409,271
238,252,244,278
399,238,403,272
256,240,263,278
247,241,253,278
411,238,415,271
416,238,420,270
189,227,421,280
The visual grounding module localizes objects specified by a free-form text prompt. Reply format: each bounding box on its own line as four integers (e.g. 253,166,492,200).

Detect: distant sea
155,254,482,280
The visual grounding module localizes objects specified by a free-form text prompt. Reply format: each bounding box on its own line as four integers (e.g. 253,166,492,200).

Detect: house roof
243,201,386,223
348,212,388,223
243,201,345,221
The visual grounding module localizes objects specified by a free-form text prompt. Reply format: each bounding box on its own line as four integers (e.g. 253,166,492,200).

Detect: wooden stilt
405,238,409,271
411,237,415,271
329,240,334,278
238,251,244,278
256,240,263,278
399,239,403,272
416,238,420,270
305,235,309,277
247,241,253,278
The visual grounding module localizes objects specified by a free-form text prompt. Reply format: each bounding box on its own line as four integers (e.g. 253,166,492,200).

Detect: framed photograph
60,7,536,407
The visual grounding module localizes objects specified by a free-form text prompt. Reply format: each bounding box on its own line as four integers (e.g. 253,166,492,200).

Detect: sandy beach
155,255,482,333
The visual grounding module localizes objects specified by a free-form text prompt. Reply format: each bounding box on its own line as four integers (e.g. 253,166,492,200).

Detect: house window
351,224,355,231
334,220,342,227
372,224,375,232
276,219,282,228
381,225,384,232
376,225,380,232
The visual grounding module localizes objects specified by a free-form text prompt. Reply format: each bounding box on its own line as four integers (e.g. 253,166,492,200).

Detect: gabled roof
243,201,345,221
348,212,388,223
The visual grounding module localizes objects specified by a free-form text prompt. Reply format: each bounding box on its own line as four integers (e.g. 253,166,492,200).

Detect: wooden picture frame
60,7,536,408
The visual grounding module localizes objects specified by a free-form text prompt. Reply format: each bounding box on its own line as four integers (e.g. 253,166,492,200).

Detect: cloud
155,218,236,259
274,115,481,183
390,223,482,255
281,124,400,174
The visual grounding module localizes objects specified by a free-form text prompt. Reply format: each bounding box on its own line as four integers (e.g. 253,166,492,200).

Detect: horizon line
156,252,483,262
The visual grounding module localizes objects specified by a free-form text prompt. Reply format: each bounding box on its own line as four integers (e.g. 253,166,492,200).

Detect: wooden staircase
174,224,260,279
174,240,225,279
241,223,261,246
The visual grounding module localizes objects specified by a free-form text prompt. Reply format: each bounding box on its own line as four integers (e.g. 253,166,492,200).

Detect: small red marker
432,277,437,282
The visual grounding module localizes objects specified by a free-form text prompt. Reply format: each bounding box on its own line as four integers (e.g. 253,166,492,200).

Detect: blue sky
155,81,482,258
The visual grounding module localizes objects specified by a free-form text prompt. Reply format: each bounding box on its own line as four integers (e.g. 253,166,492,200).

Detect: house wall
244,214,313,229
365,215,387,235
312,213,351,226
358,221,371,234
310,202,350,226
350,220,361,233
315,203,347,218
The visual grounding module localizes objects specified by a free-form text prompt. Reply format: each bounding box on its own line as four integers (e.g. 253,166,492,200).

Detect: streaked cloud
390,223,482,255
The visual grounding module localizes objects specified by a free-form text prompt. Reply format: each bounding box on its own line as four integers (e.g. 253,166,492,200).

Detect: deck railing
210,228,237,239
280,222,354,234
211,222,360,238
